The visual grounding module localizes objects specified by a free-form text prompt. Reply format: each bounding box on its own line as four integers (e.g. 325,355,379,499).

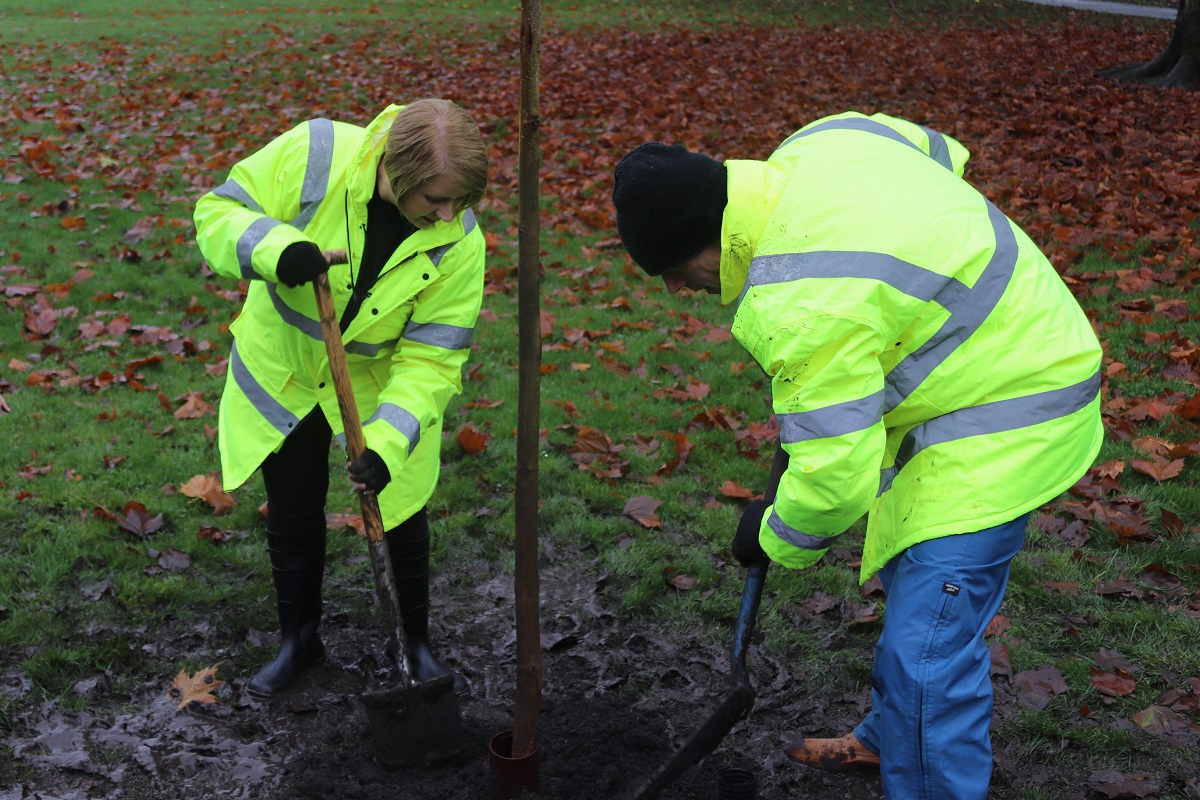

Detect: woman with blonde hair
194,99,488,696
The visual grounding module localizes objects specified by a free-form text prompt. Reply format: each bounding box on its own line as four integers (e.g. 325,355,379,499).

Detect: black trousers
260,409,333,535
259,408,426,537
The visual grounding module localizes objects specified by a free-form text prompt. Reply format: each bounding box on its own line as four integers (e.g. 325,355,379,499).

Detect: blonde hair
382,99,489,213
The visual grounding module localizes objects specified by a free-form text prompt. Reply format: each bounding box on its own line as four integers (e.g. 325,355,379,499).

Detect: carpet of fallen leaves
3,19,1199,268
3,12,1200,800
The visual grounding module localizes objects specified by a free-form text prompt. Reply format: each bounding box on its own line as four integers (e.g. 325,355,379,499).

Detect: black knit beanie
612,143,727,276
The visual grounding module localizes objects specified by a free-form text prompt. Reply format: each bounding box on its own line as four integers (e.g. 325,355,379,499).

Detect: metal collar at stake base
489,730,539,799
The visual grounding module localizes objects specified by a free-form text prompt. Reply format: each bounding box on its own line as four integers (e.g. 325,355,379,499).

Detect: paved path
1020,0,1176,19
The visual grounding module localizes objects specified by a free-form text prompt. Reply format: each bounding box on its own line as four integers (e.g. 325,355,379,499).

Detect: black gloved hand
348,449,391,494
732,498,771,567
276,241,330,288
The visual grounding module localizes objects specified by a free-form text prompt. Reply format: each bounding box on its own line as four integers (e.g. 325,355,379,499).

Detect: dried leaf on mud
167,664,223,711
1090,769,1161,799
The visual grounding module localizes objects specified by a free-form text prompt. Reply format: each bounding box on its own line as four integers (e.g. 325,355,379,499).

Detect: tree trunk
1103,0,1200,88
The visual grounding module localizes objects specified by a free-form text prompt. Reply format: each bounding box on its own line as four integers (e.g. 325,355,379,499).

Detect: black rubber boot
247,529,326,698
387,510,466,692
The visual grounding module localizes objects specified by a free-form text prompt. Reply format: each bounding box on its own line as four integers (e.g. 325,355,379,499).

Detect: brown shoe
788,732,880,772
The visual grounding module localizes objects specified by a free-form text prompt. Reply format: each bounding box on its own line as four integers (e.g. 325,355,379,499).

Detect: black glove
275,241,329,287
348,449,391,494
732,499,770,567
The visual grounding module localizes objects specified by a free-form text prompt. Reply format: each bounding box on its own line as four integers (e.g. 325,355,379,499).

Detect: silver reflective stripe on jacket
267,283,324,340
737,250,971,309
211,179,264,214
230,341,301,436
768,508,843,551
779,390,885,444
290,118,334,230
427,210,477,268
265,283,403,356
365,403,421,454
920,125,953,170
884,201,1017,413
779,117,917,157
236,217,280,281
738,200,1015,417
346,338,399,357
264,283,472,357
877,370,1101,495
403,321,473,350
778,117,955,173
221,118,336,281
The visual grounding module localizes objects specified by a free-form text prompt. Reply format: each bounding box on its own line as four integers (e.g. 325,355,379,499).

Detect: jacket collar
719,159,782,306
347,105,400,206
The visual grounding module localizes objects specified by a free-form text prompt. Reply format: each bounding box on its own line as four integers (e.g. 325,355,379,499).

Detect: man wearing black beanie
611,112,1103,800
613,142,727,280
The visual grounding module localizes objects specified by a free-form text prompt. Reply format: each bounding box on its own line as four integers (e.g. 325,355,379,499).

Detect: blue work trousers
854,514,1028,800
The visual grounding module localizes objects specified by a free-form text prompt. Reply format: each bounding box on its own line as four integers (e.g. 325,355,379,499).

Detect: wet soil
0,554,1189,800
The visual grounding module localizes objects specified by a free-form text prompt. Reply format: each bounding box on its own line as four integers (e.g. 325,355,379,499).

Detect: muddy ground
2,551,1193,800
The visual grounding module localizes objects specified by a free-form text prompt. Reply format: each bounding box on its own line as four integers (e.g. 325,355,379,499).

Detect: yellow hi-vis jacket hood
193,104,486,529
720,112,1103,582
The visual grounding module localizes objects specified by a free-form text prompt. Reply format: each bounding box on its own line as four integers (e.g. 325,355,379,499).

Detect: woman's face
394,173,462,229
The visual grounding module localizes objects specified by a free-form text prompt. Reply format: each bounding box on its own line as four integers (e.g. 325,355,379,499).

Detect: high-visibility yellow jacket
193,104,485,529
722,112,1103,582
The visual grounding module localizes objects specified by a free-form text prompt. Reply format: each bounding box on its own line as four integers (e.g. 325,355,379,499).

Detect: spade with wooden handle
312,253,462,766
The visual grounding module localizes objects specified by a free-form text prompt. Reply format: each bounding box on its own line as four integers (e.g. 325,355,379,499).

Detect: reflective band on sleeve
767,508,842,551
884,201,1017,413
779,390,884,444
462,209,477,234
211,179,264,214
236,217,281,280
920,125,953,171
230,341,300,436
738,251,971,310
402,321,473,350
346,338,399,357
877,370,1101,496
365,403,420,454
290,118,334,231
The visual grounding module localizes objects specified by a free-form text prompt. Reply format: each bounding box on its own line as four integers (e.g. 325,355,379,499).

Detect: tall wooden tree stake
512,0,543,762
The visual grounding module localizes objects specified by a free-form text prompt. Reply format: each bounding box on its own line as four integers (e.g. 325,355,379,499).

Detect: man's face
659,243,721,295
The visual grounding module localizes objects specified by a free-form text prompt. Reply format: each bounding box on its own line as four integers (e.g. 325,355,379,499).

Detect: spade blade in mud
361,674,464,768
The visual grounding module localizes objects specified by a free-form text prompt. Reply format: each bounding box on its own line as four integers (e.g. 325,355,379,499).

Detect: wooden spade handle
312,264,386,545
